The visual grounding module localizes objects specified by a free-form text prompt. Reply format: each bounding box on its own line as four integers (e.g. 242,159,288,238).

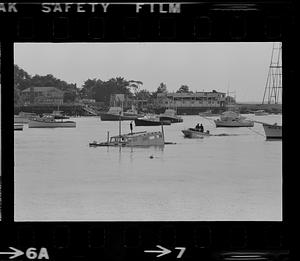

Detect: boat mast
119,112,122,138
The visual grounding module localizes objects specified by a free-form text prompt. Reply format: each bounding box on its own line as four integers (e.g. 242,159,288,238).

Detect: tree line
14,64,192,105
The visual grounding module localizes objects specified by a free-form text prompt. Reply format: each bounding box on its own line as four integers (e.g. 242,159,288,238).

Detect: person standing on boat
130,121,133,134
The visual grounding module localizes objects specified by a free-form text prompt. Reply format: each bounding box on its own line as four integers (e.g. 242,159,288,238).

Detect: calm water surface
14,114,282,221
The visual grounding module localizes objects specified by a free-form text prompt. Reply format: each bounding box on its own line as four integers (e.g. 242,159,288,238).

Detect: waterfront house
21,86,64,105
155,90,231,114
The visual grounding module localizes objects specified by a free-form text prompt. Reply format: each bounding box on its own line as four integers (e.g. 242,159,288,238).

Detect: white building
157,91,227,107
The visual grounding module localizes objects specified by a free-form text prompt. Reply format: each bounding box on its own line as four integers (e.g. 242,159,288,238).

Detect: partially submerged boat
214,111,254,127
262,123,282,140
159,109,183,123
134,115,171,126
14,124,23,131
90,131,165,147
182,128,210,138
28,115,76,128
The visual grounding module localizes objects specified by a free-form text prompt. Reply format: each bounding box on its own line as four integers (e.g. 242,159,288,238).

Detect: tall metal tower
262,43,282,104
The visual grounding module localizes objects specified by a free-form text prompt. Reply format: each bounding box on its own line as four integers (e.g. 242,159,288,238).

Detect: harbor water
14,115,282,221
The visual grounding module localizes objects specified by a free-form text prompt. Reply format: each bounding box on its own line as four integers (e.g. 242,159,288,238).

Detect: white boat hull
263,124,282,139
28,120,76,128
14,124,23,131
215,120,254,127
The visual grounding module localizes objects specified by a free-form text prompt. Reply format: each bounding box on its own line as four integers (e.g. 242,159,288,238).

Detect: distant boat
50,110,70,119
182,128,210,138
28,115,76,128
14,124,23,131
199,110,220,117
262,123,282,140
89,131,165,147
123,106,142,118
214,111,254,127
159,109,183,123
100,107,141,121
14,112,37,124
254,110,269,116
134,115,171,126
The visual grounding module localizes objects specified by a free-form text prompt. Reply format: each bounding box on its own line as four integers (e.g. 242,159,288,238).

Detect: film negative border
0,2,294,42
0,1,296,261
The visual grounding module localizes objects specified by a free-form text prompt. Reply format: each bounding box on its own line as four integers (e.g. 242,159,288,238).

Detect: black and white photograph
0,42,1,220
14,42,282,221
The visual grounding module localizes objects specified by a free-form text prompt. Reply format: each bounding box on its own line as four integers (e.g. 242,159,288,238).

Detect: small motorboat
182,128,210,138
214,111,254,127
262,123,282,140
28,115,76,128
14,124,23,131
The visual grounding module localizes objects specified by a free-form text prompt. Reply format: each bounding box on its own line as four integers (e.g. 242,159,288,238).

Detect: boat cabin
107,131,164,146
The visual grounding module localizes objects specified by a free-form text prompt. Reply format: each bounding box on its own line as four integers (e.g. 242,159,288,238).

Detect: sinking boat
90,131,165,147
182,128,210,138
214,111,254,127
28,115,76,128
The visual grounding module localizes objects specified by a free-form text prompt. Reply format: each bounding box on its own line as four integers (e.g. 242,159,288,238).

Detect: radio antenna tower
262,43,282,104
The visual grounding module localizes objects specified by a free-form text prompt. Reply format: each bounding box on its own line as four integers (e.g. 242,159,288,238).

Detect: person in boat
200,124,204,132
130,121,133,134
195,123,200,130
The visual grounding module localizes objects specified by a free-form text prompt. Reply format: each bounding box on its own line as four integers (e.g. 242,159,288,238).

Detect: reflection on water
14,115,282,221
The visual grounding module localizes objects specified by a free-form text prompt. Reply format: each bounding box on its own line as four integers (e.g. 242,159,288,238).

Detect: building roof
157,91,226,98
22,86,64,94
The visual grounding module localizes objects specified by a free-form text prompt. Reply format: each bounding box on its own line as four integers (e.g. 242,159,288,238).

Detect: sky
14,42,279,102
